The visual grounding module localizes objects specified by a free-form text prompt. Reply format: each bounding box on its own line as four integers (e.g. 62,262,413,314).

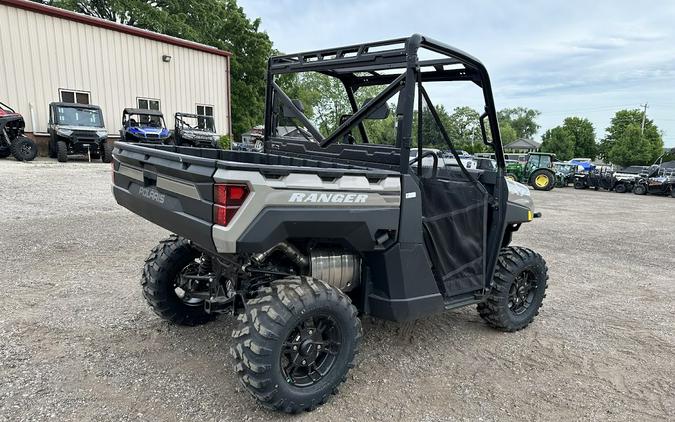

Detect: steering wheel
409,150,439,177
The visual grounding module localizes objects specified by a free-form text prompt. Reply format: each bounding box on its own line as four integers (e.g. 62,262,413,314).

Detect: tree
607,124,658,167
540,117,596,160
540,127,575,160
601,109,663,165
562,117,596,159
47,0,273,138
497,107,541,139
498,121,517,145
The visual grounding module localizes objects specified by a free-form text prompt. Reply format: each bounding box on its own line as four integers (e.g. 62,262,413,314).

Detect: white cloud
240,0,675,146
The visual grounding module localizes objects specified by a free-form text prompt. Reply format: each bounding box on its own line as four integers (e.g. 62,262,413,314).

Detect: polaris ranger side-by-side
112,35,549,413
174,112,221,148
48,102,110,163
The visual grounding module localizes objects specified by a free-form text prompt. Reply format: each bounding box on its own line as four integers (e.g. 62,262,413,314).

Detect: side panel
212,169,402,253
365,175,444,321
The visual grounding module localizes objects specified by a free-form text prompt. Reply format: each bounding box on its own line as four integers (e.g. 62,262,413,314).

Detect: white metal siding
0,3,230,136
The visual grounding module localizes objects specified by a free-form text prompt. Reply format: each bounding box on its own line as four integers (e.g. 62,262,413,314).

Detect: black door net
420,177,487,297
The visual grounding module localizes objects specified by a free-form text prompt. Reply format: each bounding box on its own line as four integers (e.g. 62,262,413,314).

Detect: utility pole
640,103,649,134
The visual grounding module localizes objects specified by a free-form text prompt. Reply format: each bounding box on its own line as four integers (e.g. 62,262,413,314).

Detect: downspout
226,55,233,143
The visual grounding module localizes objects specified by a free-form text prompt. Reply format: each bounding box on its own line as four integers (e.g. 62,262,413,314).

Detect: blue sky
239,0,675,147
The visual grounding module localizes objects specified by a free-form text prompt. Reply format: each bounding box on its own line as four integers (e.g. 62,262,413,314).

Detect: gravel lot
1,159,674,421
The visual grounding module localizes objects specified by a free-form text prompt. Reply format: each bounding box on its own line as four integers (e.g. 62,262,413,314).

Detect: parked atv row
574,160,675,198
0,102,38,161
1,100,224,163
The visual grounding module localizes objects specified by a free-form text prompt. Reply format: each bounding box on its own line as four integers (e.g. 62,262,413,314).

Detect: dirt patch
1,160,673,421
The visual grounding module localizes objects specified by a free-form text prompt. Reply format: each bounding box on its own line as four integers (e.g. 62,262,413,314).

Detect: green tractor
506,152,557,191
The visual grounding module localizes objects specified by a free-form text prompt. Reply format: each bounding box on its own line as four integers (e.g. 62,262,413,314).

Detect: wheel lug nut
308,330,313,335
302,360,306,365
293,345,298,351
317,345,321,350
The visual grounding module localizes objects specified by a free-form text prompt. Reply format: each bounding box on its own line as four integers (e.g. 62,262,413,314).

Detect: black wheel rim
281,314,342,388
172,260,206,306
508,269,537,315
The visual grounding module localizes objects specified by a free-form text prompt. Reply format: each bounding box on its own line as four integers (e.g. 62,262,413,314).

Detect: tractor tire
141,235,215,326
56,140,68,162
477,247,548,332
614,183,627,194
101,141,113,163
633,184,647,195
0,145,10,158
530,169,555,191
10,136,38,161
231,276,361,413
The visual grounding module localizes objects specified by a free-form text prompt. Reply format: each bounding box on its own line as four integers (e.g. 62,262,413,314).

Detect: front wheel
231,276,361,413
614,183,627,194
11,136,38,161
101,141,113,163
530,169,555,191
477,247,549,332
56,140,68,162
633,184,647,195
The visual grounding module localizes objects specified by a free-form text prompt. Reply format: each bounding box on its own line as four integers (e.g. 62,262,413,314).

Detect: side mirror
362,98,390,120
282,99,305,118
479,112,494,146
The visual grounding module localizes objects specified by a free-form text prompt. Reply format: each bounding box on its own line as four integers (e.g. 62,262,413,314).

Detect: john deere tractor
506,152,557,191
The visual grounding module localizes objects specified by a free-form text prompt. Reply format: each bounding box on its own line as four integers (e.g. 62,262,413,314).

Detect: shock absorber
198,254,213,275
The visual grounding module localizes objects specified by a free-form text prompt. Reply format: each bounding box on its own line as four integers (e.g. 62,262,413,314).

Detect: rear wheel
530,169,555,191
478,247,548,332
56,140,68,162
231,276,361,413
633,184,647,195
141,235,214,326
0,145,10,158
10,136,37,161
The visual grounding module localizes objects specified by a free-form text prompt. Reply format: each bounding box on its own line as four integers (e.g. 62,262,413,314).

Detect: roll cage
264,33,506,173
175,112,216,132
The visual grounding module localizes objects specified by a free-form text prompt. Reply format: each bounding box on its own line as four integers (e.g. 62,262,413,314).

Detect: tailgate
112,142,217,251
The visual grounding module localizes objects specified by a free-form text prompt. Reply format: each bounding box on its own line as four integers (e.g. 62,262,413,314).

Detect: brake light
213,184,249,226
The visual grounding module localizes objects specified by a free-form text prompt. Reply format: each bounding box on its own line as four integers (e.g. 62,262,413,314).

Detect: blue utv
120,108,171,144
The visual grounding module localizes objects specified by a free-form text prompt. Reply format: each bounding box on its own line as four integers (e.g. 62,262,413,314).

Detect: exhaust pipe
251,242,309,269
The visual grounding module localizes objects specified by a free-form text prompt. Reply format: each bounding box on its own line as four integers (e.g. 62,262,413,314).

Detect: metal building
0,0,232,151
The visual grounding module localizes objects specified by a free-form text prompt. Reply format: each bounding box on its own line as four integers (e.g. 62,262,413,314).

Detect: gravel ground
1,158,674,422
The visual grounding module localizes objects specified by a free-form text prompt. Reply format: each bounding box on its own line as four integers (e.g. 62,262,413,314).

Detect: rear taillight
213,184,249,226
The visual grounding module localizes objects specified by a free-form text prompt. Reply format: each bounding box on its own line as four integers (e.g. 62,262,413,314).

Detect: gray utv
111,34,549,413
48,102,110,162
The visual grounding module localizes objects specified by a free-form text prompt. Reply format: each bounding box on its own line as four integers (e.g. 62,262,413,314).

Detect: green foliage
48,0,273,139
540,127,575,160
562,117,596,159
498,121,517,144
600,109,663,166
606,124,661,167
218,134,231,150
540,117,596,160
497,107,541,139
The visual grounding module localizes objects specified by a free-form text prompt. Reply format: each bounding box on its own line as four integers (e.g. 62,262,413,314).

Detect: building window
137,97,160,111
197,104,214,130
60,89,90,104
